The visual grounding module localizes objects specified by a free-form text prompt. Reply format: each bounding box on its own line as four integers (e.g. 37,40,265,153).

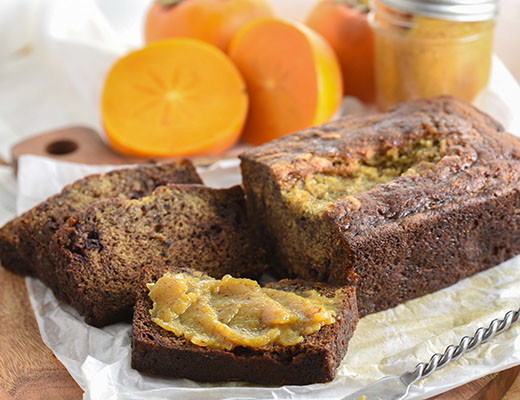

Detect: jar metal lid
376,0,499,22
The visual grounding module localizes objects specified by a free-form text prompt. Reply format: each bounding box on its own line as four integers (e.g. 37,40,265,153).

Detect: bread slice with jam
131,265,358,386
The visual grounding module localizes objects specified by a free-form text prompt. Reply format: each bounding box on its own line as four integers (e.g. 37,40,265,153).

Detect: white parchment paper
12,42,520,400
16,152,519,400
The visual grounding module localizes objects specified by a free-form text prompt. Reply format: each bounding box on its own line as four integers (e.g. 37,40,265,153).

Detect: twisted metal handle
402,308,520,386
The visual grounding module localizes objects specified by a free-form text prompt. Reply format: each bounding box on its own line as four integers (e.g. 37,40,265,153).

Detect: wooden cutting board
1,126,519,399
10,126,249,169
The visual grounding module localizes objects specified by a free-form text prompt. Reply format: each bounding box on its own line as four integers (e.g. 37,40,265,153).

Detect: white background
0,0,518,160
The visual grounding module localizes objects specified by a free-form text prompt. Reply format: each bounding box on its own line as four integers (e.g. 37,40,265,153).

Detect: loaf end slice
131,265,358,386
51,184,267,327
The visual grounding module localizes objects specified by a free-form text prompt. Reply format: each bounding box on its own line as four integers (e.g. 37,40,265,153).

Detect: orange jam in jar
371,0,498,110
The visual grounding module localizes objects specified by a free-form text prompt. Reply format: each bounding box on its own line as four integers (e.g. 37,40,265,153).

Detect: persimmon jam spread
148,272,339,350
373,0,495,110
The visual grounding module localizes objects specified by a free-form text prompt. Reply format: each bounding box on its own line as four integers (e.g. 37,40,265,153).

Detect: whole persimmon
144,0,273,52
306,0,375,103
229,18,342,145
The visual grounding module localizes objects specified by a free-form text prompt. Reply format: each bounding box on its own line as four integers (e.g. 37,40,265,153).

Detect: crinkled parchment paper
16,154,519,400
9,55,520,400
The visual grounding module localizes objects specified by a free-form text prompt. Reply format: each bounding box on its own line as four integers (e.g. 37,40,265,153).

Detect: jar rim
375,0,499,22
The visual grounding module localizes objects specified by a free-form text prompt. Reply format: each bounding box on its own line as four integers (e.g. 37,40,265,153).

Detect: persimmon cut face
101,39,248,157
229,19,342,145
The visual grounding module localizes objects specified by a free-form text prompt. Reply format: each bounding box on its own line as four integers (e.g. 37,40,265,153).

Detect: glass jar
371,0,498,110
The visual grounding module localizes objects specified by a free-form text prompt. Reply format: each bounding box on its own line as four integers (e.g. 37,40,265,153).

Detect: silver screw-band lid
376,0,499,22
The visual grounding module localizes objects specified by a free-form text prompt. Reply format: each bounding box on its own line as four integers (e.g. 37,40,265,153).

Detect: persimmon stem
333,0,370,12
156,0,185,7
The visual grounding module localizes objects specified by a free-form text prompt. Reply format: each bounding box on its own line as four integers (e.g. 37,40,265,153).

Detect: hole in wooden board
46,140,78,155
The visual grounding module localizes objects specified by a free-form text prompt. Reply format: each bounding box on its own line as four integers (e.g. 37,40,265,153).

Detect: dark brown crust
0,220,33,276
0,160,202,290
131,265,358,385
51,185,267,327
239,96,520,316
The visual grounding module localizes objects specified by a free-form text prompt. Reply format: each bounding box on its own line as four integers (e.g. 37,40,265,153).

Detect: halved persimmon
101,38,248,157
229,18,342,145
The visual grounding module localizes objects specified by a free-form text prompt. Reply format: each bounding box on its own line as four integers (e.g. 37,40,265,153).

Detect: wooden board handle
11,126,152,167
10,126,249,170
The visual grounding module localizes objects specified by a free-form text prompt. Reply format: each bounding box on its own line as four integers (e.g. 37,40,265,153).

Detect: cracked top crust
240,96,520,236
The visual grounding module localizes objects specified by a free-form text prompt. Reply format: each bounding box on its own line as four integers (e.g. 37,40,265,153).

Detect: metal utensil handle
404,308,520,385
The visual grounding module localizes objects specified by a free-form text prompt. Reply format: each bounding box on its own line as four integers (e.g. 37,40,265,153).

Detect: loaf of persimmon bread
240,96,520,316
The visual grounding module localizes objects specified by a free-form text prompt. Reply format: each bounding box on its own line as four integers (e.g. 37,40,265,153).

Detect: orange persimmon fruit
101,38,248,157
306,0,375,103
144,0,273,52
229,18,343,146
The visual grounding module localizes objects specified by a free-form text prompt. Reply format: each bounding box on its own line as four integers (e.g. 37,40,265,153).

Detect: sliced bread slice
51,184,267,327
131,265,358,386
0,160,202,288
